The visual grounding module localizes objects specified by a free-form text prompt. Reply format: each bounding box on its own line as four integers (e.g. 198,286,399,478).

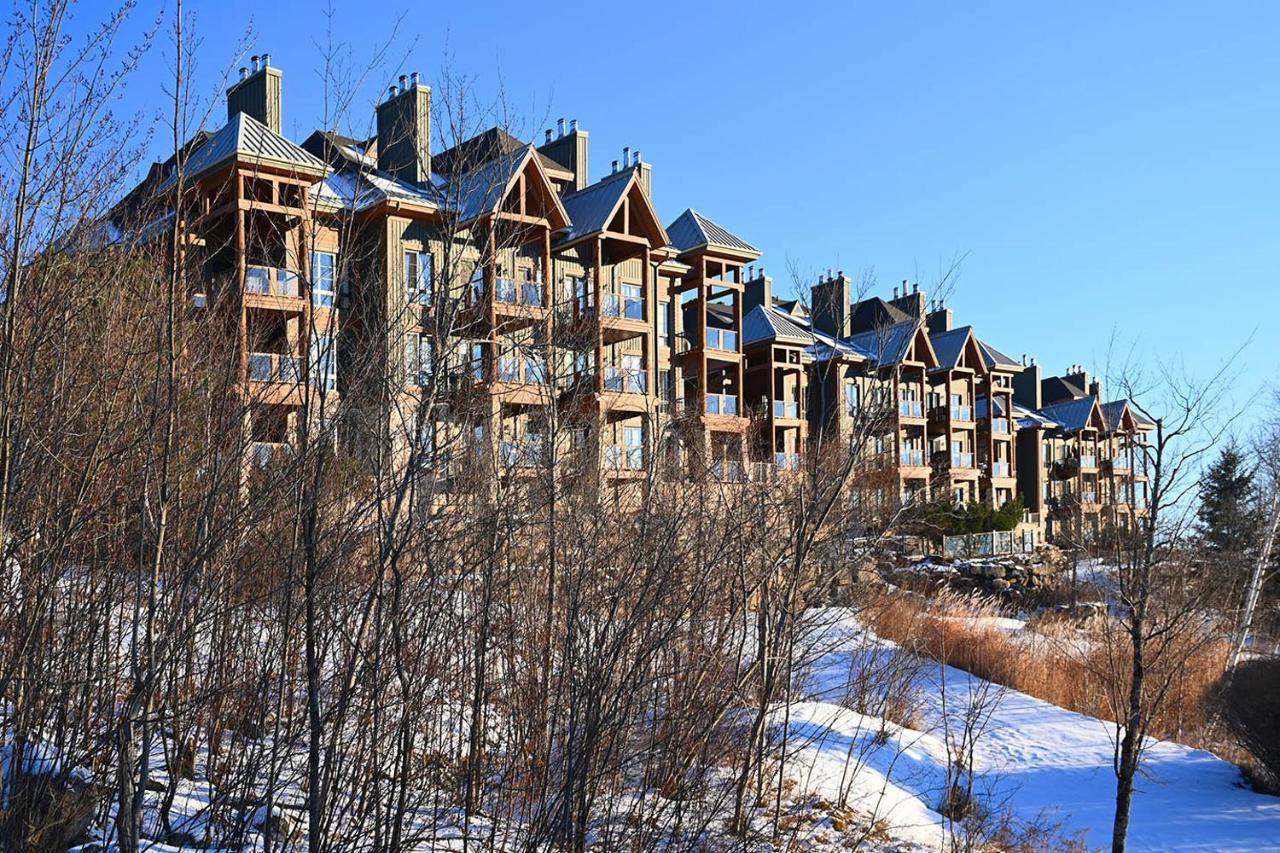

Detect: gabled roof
929,326,988,373
978,339,1023,371
1040,396,1105,433
443,145,569,227
848,321,935,369
1042,375,1088,406
666,209,760,258
302,130,375,170
558,167,665,246
850,298,911,333
1100,399,1151,432
159,112,325,190
432,127,571,181
743,304,816,347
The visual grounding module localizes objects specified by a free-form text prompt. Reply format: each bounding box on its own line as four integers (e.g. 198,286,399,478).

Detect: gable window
310,251,336,308
405,250,433,305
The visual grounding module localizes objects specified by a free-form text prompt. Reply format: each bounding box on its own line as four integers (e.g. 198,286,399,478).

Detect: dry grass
861,589,1231,752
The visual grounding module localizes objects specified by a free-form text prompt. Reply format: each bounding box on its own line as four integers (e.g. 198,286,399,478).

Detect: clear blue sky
90,1,1278,420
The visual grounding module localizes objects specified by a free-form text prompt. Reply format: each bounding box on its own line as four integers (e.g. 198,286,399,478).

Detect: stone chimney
539,117,589,192
926,301,953,333
889,280,926,321
811,272,853,339
744,267,772,312
1013,360,1042,410
376,74,431,186
226,53,283,133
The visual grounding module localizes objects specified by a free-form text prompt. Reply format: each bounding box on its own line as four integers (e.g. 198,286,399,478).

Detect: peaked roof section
160,112,326,191
1040,396,1105,433
1014,403,1062,430
1100,399,1152,432
978,339,1023,371
851,298,911,333
1042,375,1088,406
743,304,816,346
444,145,569,227
929,326,988,373
848,321,937,369
558,167,666,246
432,127,571,181
666,209,760,259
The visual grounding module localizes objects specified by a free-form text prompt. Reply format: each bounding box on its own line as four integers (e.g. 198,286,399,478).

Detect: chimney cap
260,53,271,68
569,118,579,132
611,159,619,173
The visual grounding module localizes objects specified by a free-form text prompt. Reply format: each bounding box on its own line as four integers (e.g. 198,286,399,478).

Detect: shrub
1211,657,1280,790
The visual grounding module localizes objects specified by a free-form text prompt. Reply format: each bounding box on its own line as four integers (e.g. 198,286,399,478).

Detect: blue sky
92,1,1277,422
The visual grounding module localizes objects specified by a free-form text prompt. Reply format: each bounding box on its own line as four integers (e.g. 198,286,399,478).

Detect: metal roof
743,304,816,346
929,326,974,370
847,321,919,367
1039,396,1101,433
666,208,760,257
160,112,326,190
559,169,633,242
979,339,1023,371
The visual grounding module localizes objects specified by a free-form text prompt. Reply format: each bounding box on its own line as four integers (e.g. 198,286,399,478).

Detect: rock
164,830,199,847
254,805,302,844
990,578,1011,592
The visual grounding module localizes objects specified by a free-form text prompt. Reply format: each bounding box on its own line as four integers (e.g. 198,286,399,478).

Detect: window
659,368,674,403
310,251,336,308
845,381,860,412
622,283,644,320
658,301,671,346
406,334,433,386
405,250,432,305
470,342,485,380
310,331,337,392
624,426,644,469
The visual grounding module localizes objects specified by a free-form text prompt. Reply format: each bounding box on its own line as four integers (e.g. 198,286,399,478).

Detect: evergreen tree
1196,443,1260,558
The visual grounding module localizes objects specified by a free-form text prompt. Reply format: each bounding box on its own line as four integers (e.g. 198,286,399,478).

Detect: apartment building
106,54,1151,543
1012,363,1152,540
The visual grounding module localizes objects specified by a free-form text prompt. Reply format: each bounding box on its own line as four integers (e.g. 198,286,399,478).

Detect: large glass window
405,250,432,305
310,251,336,308
310,330,337,392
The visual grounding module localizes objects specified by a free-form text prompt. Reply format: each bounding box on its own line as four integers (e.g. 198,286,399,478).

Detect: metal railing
899,400,924,418
705,393,738,416
604,367,647,393
774,400,799,419
248,352,302,383
245,265,300,298
705,328,738,351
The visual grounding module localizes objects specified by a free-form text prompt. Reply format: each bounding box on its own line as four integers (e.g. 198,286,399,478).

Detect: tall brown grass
861,589,1231,753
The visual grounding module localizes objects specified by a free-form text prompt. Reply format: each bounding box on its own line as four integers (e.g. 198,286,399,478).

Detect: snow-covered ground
782,608,1280,851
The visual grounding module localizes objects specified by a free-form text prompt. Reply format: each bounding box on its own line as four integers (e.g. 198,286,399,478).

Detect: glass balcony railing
251,441,290,468
951,452,975,468
495,278,518,304
604,367,647,393
1080,454,1097,469
900,449,924,466
774,400,800,419
705,393,738,416
601,293,621,318
951,404,973,422
1108,455,1130,471
990,461,1011,477
899,400,924,418
500,439,548,467
774,452,801,470
496,355,548,385
705,328,738,351
521,282,543,307
992,419,1010,434
605,445,645,470
711,460,746,482
245,265,301,298
248,352,302,384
